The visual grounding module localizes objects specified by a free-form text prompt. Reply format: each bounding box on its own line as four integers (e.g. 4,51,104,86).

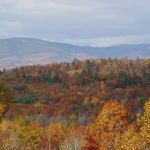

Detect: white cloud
0,21,21,30
0,0,150,44
0,0,93,16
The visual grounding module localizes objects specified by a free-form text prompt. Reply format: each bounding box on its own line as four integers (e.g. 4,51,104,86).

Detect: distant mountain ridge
0,38,150,70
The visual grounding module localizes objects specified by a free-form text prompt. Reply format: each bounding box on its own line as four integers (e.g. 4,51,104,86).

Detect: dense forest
0,58,149,149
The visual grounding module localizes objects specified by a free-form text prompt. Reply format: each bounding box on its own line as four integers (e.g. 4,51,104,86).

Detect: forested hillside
0,58,150,149
0,58,150,123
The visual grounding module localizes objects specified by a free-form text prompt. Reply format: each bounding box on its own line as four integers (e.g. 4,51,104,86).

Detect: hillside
1,58,150,125
1,38,150,70
0,58,150,149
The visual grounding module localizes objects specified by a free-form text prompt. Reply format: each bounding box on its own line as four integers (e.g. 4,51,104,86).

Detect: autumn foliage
0,80,13,120
2,58,150,120
84,100,131,150
0,59,150,149
0,99,149,149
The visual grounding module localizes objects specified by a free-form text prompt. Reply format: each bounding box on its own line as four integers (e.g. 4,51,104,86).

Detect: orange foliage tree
84,100,131,150
115,99,150,150
45,123,65,150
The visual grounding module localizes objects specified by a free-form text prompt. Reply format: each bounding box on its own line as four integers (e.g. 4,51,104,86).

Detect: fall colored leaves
84,100,150,150
0,80,149,149
0,100,149,149
0,80,13,120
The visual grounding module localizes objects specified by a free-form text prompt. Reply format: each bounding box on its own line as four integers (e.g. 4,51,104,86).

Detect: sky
0,0,150,47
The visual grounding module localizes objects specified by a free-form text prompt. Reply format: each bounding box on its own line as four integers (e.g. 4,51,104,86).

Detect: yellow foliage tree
14,116,44,150
115,124,142,150
85,100,131,150
115,99,150,150
0,120,17,150
139,99,150,146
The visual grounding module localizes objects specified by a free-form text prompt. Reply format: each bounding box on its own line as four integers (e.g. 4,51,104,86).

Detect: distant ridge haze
0,38,150,70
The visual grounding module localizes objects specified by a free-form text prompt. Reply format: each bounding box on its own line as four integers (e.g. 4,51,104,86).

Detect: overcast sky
0,0,150,46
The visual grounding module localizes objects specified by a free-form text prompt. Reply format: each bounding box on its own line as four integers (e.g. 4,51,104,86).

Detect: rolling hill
0,38,150,70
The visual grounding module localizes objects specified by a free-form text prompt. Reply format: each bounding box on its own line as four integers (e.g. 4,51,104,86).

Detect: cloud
0,20,21,30
0,0,150,46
